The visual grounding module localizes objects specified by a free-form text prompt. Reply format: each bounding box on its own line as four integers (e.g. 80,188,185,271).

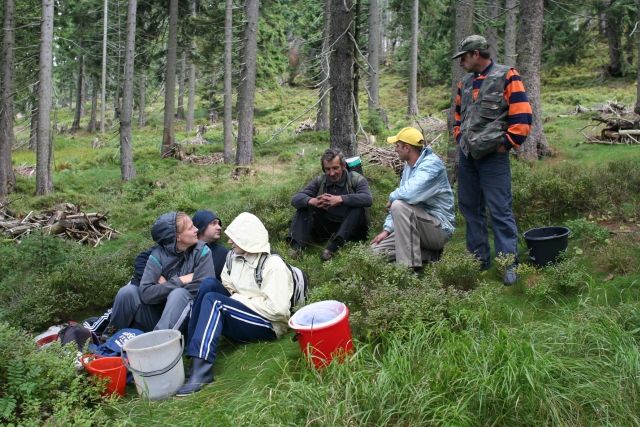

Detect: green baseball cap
451,35,489,59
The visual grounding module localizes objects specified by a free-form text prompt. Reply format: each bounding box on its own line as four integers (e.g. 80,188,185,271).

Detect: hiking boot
176,357,214,396
320,249,334,262
503,265,517,286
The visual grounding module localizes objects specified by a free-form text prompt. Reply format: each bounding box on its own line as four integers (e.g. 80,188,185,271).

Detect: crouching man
289,148,372,261
371,127,455,271
177,212,293,396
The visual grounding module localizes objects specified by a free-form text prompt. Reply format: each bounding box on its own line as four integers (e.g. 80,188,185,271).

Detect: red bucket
82,355,127,397
289,300,353,369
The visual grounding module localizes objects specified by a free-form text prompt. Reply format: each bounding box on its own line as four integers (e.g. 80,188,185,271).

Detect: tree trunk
161,0,179,157
138,73,146,127
223,0,234,163
486,0,499,60
604,0,623,77
71,52,84,132
407,0,419,117
113,0,122,118
315,0,331,131
516,0,549,161
177,51,186,120
330,0,356,156
36,0,54,195
235,0,260,166
352,0,361,132
29,93,38,150
447,0,474,182
0,0,17,197
87,80,98,132
186,0,197,133
635,0,640,114
367,0,380,114
119,0,137,181
101,0,108,133
504,0,518,66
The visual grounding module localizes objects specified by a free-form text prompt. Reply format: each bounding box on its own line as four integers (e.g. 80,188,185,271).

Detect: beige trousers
372,200,448,268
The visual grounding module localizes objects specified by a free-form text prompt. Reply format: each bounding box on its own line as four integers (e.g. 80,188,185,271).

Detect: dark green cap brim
451,50,468,60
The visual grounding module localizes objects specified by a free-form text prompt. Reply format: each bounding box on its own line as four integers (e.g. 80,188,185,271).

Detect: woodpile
13,164,36,178
0,202,118,246
295,119,315,134
183,152,224,165
169,143,224,165
568,101,640,145
587,110,640,145
360,139,404,175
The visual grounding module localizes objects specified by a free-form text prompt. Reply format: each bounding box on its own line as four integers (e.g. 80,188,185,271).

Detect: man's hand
308,197,322,208
320,193,343,208
158,275,167,284
371,230,390,246
497,144,508,153
179,273,194,285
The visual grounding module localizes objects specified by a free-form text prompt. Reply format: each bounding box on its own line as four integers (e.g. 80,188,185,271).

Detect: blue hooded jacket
383,148,455,237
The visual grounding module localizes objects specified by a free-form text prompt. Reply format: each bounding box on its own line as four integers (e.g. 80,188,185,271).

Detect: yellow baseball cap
386,127,424,147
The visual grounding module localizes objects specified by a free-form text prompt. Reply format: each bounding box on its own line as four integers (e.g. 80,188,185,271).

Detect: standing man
192,210,229,280
371,127,455,271
452,35,532,285
289,148,372,261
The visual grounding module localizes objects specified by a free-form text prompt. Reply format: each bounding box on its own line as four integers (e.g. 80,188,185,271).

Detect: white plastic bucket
122,330,185,400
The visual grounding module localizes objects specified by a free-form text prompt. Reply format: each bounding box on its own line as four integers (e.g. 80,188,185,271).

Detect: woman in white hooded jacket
177,212,293,396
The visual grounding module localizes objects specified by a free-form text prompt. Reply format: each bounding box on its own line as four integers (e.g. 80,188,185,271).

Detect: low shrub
512,160,640,228
596,235,640,275
565,217,610,245
0,322,108,426
309,245,455,339
0,240,138,331
530,254,592,298
432,244,482,291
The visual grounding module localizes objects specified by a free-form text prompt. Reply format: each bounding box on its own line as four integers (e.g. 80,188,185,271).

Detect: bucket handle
121,335,184,378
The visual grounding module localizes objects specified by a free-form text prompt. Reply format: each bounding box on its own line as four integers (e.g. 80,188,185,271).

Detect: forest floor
3,59,640,425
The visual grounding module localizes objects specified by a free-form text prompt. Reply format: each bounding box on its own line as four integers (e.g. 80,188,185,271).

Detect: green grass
2,58,640,425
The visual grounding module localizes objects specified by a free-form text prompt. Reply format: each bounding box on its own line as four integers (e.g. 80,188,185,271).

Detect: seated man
289,148,372,261
177,212,293,396
371,127,455,270
106,212,215,333
192,210,229,280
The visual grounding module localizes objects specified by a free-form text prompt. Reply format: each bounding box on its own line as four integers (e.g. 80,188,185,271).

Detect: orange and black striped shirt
453,61,532,149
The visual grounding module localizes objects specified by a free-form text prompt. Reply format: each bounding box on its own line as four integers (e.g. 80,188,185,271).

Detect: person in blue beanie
192,210,228,281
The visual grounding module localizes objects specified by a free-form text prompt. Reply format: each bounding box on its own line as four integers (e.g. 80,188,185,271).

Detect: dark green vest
459,63,510,159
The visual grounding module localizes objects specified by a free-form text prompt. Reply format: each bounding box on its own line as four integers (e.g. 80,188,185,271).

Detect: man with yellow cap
371,127,455,271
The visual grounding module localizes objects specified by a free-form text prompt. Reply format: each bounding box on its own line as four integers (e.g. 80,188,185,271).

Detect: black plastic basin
523,226,570,267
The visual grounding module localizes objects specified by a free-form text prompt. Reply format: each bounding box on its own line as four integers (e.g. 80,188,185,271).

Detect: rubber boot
176,357,214,396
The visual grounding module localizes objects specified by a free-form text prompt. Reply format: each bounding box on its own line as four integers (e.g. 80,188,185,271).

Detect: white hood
224,212,271,254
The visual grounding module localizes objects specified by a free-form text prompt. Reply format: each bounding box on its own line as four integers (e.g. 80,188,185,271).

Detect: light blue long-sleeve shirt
383,148,455,237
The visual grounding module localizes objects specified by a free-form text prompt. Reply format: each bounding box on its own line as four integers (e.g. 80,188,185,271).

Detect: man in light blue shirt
371,127,455,270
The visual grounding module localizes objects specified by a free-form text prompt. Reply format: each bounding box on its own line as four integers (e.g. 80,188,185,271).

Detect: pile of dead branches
360,139,404,175
168,143,224,165
183,152,224,165
0,202,118,246
575,101,640,145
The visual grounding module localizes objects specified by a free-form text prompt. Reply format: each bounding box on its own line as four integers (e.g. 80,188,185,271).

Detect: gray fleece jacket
140,212,215,304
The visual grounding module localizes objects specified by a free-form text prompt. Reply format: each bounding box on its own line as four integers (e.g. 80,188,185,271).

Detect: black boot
176,357,214,396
